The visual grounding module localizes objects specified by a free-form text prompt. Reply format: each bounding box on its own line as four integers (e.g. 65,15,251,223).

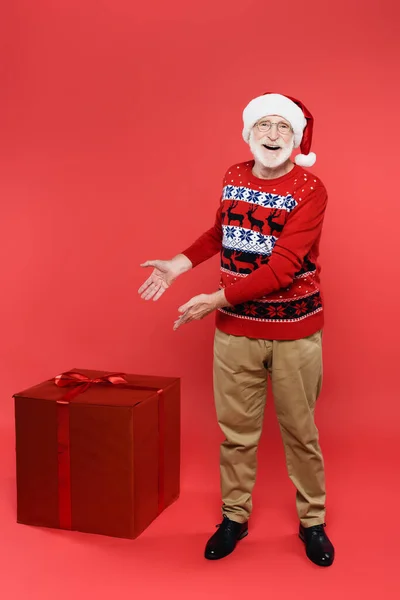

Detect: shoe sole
204,529,249,561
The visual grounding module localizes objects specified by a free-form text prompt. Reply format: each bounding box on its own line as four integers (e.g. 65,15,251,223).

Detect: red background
1,0,399,598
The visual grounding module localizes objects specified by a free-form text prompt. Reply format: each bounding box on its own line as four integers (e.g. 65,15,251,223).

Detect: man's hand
138,254,192,301
173,290,230,330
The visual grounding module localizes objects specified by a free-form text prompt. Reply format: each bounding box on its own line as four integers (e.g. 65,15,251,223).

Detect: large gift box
13,368,180,539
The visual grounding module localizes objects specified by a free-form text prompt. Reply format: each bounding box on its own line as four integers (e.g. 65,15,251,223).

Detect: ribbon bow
54,370,128,403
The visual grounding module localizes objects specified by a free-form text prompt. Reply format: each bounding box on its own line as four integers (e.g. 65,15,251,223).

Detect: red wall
1,0,399,441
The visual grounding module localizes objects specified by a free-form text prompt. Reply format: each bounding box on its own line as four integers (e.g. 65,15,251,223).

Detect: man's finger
178,299,196,313
173,317,184,330
138,277,153,294
152,286,165,301
140,260,157,268
139,280,154,297
173,317,189,330
141,282,160,300
175,312,188,326
173,310,191,330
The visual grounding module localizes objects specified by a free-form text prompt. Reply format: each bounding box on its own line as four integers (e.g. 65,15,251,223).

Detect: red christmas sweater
181,161,328,340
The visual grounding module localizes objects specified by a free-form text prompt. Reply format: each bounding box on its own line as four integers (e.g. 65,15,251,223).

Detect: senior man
139,92,335,567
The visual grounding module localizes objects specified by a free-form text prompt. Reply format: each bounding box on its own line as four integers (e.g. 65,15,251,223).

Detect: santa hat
242,92,316,167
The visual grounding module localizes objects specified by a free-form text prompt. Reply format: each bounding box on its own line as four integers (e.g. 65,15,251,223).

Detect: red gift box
13,368,180,539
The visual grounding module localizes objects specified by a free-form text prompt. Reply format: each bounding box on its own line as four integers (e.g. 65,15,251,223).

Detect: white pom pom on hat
242,92,317,167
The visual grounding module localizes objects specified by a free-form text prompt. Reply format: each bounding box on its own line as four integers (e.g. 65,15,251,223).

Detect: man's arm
139,198,223,302
223,185,328,307
179,202,223,267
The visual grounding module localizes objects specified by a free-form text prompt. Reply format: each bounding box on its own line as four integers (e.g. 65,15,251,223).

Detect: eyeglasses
255,120,293,135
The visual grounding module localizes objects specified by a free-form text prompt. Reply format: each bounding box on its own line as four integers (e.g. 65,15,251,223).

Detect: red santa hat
242,92,316,167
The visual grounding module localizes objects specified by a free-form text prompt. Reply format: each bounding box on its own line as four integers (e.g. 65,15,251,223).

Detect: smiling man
138,92,334,567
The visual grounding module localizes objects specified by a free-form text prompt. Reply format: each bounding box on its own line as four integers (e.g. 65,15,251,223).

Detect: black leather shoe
299,523,335,567
204,515,248,560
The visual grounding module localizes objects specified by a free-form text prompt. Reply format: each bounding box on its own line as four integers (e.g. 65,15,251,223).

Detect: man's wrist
171,254,193,275
213,289,232,309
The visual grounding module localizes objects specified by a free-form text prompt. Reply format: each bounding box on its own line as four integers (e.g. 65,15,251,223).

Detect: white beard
249,130,295,169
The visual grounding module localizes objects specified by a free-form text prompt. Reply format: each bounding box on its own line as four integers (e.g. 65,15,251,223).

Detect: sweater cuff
223,285,243,307
179,248,203,268
223,268,276,306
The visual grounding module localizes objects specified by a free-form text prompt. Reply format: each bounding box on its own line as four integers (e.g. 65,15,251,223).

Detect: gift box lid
13,368,180,408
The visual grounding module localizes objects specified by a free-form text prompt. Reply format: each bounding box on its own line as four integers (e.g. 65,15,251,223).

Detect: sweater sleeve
180,201,223,268
224,185,328,306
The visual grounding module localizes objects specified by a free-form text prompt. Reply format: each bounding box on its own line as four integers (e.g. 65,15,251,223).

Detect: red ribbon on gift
54,370,165,530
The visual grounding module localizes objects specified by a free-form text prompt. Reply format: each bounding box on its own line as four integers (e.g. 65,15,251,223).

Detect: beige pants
213,328,326,528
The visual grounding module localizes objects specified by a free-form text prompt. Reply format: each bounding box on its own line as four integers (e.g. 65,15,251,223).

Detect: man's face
249,114,295,169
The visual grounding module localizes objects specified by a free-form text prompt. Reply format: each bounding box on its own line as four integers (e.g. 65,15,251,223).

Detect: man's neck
252,158,295,180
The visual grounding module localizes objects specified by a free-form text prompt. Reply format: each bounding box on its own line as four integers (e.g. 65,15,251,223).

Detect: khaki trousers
213,328,326,528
